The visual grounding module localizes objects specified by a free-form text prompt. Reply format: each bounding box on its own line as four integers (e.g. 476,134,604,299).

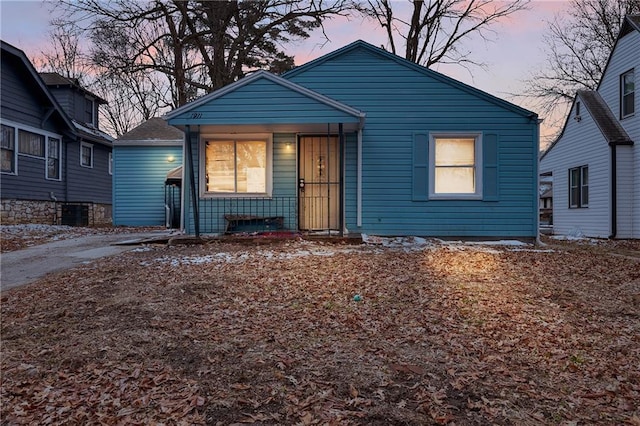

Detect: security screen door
299,136,339,231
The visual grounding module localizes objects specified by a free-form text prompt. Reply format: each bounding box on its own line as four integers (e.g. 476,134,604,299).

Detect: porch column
339,123,345,236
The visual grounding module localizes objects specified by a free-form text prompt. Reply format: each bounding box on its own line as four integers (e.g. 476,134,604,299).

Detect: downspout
609,143,617,239
356,127,362,227
533,116,542,245
185,125,200,237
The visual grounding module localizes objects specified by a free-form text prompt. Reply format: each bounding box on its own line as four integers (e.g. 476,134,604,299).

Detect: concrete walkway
0,231,171,292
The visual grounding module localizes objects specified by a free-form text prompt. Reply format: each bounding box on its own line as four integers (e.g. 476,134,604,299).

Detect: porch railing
199,197,298,234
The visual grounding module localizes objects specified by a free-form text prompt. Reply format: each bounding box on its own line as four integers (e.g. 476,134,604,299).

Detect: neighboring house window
621,69,635,118
46,137,61,180
429,133,482,199
18,129,44,157
80,142,93,168
85,97,96,126
204,135,271,196
569,165,588,208
108,152,113,175
1,124,16,174
1,121,63,177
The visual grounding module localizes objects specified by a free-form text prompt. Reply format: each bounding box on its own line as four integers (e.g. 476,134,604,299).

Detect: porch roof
165,70,365,132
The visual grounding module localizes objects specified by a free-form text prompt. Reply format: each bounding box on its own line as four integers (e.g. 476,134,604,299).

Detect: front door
299,136,340,231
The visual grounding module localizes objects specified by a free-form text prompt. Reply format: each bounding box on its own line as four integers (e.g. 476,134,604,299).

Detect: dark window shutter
412,133,429,201
483,133,499,201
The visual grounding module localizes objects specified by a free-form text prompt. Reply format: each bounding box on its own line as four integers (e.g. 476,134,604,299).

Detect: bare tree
34,20,92,84
37,19,169,136
523,0,640,140
53,0,356,108
362,0,529,69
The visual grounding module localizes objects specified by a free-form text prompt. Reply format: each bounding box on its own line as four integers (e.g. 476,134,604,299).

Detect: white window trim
80,141,94,168
199,133,273,198
0,119,63,176
428,132,483,200
621,68,635,119
569,165,588,209
45,136,62,181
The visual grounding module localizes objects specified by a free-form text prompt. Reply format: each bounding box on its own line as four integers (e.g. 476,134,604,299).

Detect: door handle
299,178,305,192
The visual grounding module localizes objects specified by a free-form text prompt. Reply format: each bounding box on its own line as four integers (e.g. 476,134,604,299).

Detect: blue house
165,40,539,238
112,118,184,227
1,41,113,226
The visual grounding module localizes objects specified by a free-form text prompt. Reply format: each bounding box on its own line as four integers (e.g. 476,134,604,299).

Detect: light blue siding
172,41,538,238
170,77,360,126
286,45,538,237
112,145,182,226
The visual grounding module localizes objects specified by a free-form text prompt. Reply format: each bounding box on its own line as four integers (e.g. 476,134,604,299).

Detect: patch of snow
130,246,153,253
464,240,529,246
361,234,437,252
551,235,600,244
1,224,79,235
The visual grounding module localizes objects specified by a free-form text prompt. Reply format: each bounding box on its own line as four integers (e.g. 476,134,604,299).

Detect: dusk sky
1,0,572,145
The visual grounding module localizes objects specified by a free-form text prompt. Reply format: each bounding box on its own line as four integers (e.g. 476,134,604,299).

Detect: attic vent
574,101,581,121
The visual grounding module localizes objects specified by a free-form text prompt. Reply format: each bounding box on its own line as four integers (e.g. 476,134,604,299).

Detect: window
429,134,482,199
80,142,93,168
1,124,16,173
204,135,270,196
108,152,113,175
621,69,635,118
569,165,588,208
2,121,63,177
47,137,61,180
18,130,44,157
85,97,96,126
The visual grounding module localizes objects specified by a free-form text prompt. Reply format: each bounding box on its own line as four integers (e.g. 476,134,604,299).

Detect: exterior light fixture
167,155,176,163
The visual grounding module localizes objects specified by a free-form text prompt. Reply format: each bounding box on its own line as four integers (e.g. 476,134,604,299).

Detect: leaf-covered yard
1,236,639,425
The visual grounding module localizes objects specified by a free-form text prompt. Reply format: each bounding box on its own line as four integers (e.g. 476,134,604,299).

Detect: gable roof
164,70,366,125
541,14,638,160
40,72,108,104
283,40,538,120
540,90,633,159
596,14,640,92
0,40,75,133
117,117,184,143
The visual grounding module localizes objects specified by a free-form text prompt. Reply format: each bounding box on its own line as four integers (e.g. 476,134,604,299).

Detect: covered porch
164,71,365,237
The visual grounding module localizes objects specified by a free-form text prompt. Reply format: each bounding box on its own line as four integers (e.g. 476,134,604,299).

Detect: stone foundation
1,199,112,226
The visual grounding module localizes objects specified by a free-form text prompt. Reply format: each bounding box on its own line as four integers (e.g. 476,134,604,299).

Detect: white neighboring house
540,15,639,239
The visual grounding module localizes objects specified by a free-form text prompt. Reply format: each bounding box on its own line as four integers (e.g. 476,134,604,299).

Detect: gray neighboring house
1,41,114,225
112,118,183,227
539,15,638,239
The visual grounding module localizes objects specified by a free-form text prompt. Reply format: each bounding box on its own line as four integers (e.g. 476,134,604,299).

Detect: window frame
46,136,62,181
621,68,635,119
569,165,588,208
428,132,483,200
85,97,96,126
108,152,113,175
80,142,94,168
200,133,273,198
1,124,17,174
1,120,63,177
